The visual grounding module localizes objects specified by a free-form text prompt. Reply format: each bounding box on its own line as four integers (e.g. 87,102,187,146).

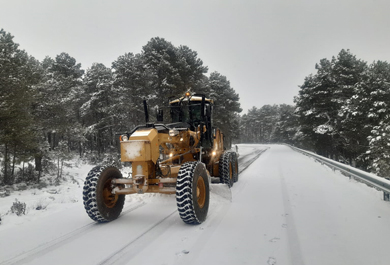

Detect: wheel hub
229,162,233,180
196,177,206,208
103,179,118,208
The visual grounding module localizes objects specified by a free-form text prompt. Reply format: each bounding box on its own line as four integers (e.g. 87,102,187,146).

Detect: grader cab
82,92,239,224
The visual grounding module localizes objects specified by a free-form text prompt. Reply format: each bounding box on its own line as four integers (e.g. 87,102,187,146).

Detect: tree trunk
22,161,25,181
47,131,52,150
79,142,82,157
11,146,16,180
4,143,9,184
60,160,63,179
57,156,60,179
38,170,41,183
35,152,43,183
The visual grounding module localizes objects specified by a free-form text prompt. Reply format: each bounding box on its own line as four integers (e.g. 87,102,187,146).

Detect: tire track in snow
0,202,146,265
238,147,269,174
278,155,305,265
97,210,177,265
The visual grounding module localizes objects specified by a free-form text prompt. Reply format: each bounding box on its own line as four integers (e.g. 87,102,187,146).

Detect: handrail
289,145,390,200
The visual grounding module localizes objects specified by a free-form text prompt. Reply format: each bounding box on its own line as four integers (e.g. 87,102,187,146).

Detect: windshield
170,104,182,123
170,101,203,125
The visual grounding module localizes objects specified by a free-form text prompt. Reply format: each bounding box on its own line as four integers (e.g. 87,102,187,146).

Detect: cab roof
169,95,214,105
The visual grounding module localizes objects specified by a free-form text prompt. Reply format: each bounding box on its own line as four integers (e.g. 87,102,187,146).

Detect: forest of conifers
2,28,390,186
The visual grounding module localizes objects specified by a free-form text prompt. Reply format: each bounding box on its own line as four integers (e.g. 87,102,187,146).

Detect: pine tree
80,63,115,155
295,70,336,156
239,107,259,143
209,72,242,147
142,37,182,108
333,49,367,164
141,38,209,109
112,52,150,128
0,29,39,184
36,53,84,150
367,121,390,177
176,45,208,91
358,61,390,172
272,104,298,144
295,50,367,161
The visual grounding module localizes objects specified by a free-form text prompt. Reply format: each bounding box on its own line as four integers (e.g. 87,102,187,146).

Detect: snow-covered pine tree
176,45,208,93
141,37,183,108
295,50,367,162
332,49,367,165
37,52,84,150
209,72,242,147
112,52,149,128
141,38,209,111
258,105,279,143
239,107,259,143
272,104,298,144
358,61,390,174
0,29,39,184
80,63,114,156
294,58,338,157
367,121,390,178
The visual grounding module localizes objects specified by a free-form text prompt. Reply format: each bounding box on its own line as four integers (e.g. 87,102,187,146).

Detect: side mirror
157,109,163,122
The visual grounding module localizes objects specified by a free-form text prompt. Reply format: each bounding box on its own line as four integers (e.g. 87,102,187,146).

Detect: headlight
121,134,129,141
169,129,179,137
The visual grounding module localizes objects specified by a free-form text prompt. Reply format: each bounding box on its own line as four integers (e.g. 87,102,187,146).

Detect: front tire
176,162,210,224
83,166,125,223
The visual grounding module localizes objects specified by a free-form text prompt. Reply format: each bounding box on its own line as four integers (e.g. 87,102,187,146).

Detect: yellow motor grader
83,92,239,224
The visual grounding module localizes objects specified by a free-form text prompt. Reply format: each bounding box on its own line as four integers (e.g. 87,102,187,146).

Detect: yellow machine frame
112,94,225,195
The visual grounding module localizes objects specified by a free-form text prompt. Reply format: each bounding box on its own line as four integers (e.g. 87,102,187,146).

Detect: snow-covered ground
1,144,390,265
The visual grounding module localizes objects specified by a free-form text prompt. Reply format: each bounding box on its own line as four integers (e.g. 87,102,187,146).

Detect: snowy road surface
1,145,390,265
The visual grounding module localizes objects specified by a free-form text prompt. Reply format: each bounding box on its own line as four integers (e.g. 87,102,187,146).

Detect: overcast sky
1,0,390,114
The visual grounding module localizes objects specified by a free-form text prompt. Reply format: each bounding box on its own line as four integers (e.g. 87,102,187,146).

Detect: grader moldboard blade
210,183,232,202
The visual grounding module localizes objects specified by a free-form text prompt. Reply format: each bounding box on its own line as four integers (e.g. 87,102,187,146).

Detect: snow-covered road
1,145,390,265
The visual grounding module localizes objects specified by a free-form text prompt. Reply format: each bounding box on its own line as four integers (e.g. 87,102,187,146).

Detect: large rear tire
219,152,234,187
231,152,239,183
83,166,125,223
176,162,210,224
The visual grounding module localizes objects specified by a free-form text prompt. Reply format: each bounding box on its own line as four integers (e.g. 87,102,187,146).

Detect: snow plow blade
210,183,232,202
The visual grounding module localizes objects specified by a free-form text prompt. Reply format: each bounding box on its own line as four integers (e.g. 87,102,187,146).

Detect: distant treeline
240,49,390,179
